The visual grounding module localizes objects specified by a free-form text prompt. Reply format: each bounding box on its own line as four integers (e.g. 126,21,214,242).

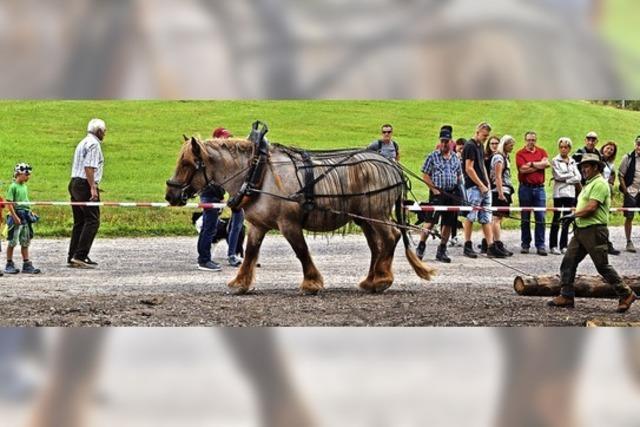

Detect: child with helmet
4,163,40,274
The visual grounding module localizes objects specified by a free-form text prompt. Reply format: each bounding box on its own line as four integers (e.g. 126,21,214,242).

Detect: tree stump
514,275,640,298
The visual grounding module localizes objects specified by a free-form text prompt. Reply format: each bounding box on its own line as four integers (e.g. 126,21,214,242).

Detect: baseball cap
585,131,598,139
212,127,233,138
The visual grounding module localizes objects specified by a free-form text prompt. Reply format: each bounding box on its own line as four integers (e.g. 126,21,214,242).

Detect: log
514,275,640,298
585,319,640,327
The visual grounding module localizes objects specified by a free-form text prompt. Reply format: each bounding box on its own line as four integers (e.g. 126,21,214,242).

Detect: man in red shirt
516,131,550,255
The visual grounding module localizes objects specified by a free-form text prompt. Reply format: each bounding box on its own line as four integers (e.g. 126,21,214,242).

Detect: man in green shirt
548,153,636,312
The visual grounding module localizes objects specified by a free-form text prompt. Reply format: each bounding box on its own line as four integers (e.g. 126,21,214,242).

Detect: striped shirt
421,150,461,191
71,133,104,183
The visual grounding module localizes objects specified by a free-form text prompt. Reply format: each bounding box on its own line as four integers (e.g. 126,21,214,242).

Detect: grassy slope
0,100,638,237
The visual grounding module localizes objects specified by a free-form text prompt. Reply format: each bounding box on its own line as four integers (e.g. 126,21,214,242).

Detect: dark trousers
559,225,632,298
549,197,576,250
197,194,220,265
68,178,100,260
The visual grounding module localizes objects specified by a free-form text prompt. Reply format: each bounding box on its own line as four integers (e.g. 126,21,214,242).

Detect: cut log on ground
585,319,640,327
514,275,640,298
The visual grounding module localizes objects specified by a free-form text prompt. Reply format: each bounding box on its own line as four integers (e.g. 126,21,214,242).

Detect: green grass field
0,100,639,237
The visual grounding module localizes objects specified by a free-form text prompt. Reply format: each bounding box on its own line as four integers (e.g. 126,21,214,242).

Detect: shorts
465,186,492,224
623,193,640,219
423,190,461,228
491,191,512,218
6,217,32,248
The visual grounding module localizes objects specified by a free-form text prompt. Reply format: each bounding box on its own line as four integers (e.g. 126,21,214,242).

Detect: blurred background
2,328,640,427
2,1,640,426
0,0,638,99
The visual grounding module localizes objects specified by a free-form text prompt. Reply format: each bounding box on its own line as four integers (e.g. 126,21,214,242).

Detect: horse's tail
395,196,435,281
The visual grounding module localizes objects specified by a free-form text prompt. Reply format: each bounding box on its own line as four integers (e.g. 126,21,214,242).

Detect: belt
521,182,544,188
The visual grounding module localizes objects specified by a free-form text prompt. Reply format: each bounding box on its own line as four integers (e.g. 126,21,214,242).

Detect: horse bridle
166,157,217,204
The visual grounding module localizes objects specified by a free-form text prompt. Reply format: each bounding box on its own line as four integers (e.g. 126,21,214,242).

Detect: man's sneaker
4,261,19,274
70,258,97,269
561,247,567,254
608,242,621,256
449,236,462,248
537,248,548,256
463,241,478,259
520,247,530,254
547,295,575,308
550,247,561,255
495,240,513,257
416,241,426,260
435,244,451,263
487,243,507,258
626,240,637,253
228,255,243,267
197,261,222,272
21,261,41,274
617,292,637,313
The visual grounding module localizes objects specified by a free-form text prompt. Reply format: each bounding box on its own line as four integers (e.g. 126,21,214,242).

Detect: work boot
547,295,575,308
416,240,426,260
463,241,478,259
608,241,621,256
4,261,19,275
478,238,488,254
435,244,451,263
626,240,637,253
495,240,513,257
21,261,41,274
487,243,507,258
617,292,637,313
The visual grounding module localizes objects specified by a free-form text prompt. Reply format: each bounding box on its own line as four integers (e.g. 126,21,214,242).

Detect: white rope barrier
2,201,640,213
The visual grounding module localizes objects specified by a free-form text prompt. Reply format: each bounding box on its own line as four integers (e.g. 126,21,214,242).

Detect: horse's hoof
228,286,253,296
300,288,320,296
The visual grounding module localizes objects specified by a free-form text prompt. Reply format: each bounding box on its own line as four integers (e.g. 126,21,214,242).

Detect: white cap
87,118,106,134
585,131,598,139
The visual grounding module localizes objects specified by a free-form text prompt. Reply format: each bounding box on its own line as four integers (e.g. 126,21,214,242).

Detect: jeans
227,209,245,257
465,186,492,224
549,197,576,250
519,185,546,250
68,178,100,260
197,195,220,265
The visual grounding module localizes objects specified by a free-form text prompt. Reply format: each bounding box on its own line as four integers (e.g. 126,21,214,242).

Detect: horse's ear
182,134,189,142
191,137,202,158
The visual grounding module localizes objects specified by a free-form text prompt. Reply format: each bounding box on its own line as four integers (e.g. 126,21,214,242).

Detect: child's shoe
21,261,41,274
4,260,19,274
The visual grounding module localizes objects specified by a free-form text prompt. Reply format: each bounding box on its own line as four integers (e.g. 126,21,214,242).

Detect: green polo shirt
575,174,610,228
6,181,30,211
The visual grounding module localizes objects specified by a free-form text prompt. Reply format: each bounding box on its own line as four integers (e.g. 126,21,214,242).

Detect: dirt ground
0,227,638,326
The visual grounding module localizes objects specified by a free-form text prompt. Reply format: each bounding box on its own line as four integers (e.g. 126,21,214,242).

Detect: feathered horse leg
228,224,267,294
278,220,324,295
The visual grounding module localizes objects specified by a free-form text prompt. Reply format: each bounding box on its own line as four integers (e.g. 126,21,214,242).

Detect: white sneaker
550,247,561,255
561,248,567,254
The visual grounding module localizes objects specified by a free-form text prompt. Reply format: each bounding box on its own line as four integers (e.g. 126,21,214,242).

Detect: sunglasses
382,130,392,134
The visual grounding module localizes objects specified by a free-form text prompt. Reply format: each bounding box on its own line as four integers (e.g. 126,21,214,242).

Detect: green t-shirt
6,181,30,211
575,174,609,228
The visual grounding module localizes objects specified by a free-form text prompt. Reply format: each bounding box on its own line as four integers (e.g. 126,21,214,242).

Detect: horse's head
165,136,213,206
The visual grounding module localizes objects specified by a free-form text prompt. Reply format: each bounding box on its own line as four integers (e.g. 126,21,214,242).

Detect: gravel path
0,227,638,326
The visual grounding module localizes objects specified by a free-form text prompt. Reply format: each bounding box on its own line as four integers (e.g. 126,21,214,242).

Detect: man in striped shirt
67,118,106,269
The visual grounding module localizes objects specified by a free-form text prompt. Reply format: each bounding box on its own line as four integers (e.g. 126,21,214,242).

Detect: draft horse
165,129,434,294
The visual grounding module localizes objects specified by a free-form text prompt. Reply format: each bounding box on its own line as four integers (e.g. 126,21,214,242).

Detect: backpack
377,139,399,154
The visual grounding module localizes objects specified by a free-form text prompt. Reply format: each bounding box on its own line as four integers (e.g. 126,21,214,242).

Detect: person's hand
498,193,507,202
560,213,576,226
431,188,441,196
479,184,489,194
13,215,21,226
90,186,99,201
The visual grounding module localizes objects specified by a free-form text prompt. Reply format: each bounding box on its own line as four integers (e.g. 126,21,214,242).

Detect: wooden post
514,275,640,298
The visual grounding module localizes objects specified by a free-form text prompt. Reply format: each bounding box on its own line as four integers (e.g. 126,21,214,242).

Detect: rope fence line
2,201,640,213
